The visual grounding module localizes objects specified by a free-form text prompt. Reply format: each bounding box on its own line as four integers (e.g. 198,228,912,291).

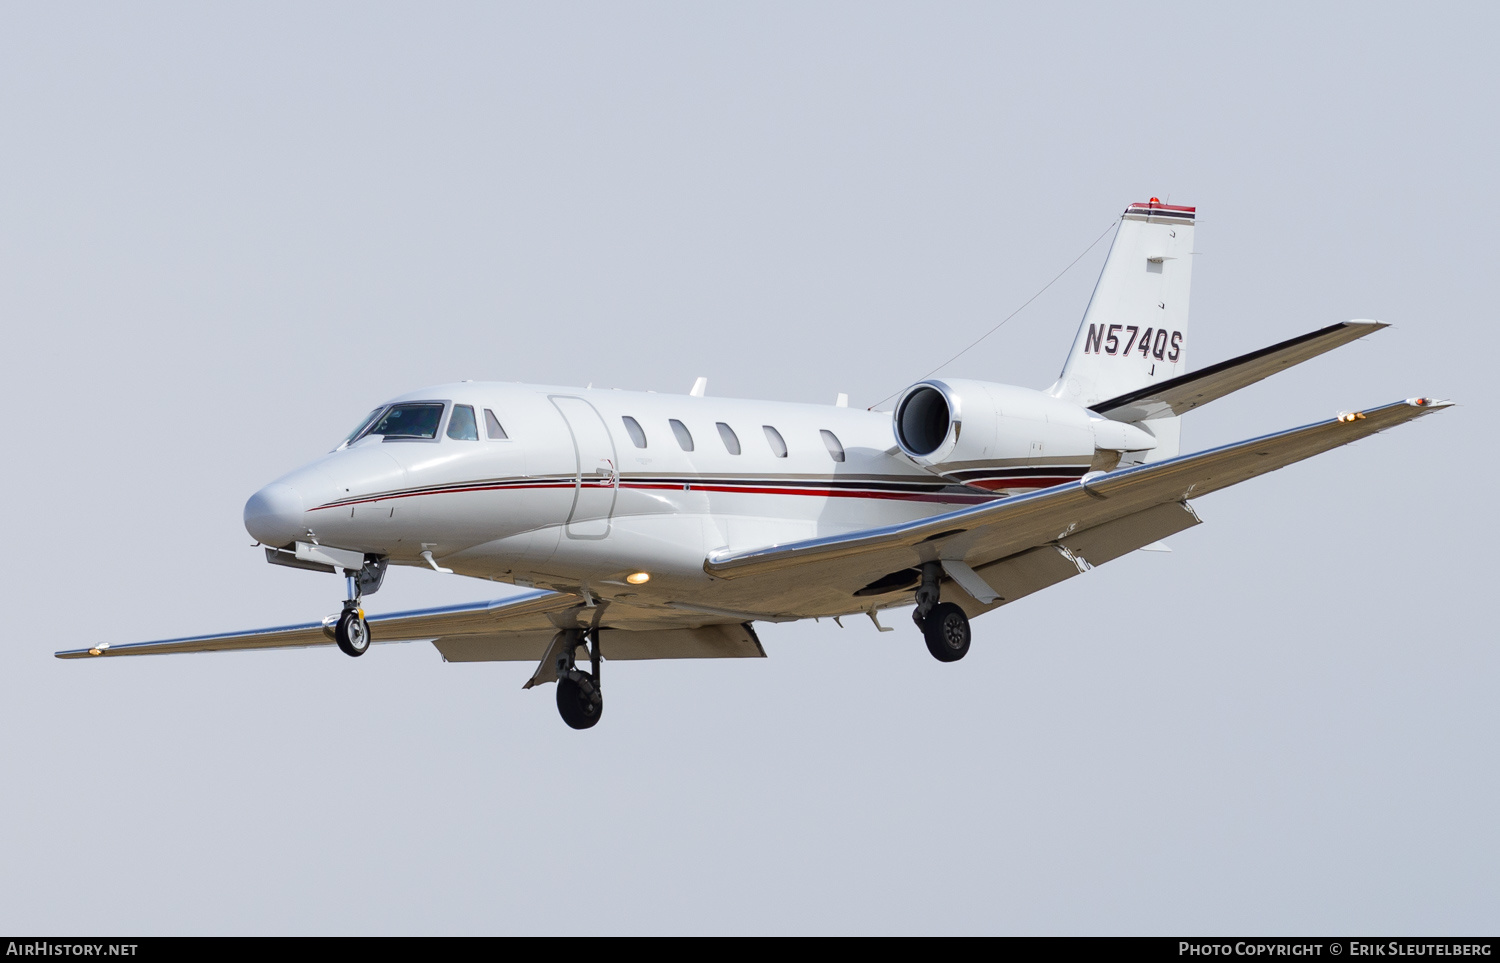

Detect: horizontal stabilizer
1093,321,1387,422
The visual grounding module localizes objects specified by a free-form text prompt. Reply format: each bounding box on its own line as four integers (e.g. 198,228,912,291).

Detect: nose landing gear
912,562,971,662
331,558,385,658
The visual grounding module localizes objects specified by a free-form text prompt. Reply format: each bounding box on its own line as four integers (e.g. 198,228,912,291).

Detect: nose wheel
335,605,370,657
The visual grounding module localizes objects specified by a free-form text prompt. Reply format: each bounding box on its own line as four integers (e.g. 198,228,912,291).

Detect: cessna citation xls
59,200,1449,729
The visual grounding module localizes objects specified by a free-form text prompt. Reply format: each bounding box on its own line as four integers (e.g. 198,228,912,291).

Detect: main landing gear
554,628,603,730
332,557,386,658
912,562,971,663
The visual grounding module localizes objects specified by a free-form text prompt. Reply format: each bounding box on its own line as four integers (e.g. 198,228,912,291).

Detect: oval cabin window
622,416,647,449
717,423,741,455
820,429,846,463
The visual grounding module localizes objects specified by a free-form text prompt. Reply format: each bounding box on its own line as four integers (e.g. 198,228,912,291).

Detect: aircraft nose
244,483,306,547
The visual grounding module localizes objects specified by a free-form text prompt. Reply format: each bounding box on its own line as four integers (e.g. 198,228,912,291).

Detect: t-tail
1049,199,1195,460
1049,199,1392,465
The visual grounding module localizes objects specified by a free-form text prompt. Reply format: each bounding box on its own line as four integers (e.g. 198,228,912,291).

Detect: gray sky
1,2,1494,934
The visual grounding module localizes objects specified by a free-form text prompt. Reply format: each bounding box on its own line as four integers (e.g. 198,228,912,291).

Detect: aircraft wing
56,588,765,664
705,398,1449,597
1092,321,1387,422
55,589,581,659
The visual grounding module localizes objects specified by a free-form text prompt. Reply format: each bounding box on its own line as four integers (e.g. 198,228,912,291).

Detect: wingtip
1338,397,1452,424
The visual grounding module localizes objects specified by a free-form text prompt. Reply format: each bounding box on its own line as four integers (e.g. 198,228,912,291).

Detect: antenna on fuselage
690,377,708,398
866,218,1118,409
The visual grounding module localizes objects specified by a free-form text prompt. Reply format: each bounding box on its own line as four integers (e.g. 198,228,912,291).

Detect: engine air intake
896,385,952,457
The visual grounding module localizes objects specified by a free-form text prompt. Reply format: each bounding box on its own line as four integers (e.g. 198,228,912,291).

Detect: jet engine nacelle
891,379,1156,476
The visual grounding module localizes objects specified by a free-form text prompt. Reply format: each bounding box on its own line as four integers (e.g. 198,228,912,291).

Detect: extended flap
430,623,766,664
1061,500,1201,567
600,623,765,660
952,500,1203,616
432,630,557,663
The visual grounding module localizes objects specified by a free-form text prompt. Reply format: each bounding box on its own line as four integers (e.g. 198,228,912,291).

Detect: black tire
335,609,370,657
556,674,603,730
922,602,971,662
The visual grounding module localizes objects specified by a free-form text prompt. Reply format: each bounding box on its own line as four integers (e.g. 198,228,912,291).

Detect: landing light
626,572,651,585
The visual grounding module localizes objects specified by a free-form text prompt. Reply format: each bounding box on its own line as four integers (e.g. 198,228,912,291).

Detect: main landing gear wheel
922,602,971,663
334,608,370,657
911,562,971,663
556,673,603,729
550,628,604,730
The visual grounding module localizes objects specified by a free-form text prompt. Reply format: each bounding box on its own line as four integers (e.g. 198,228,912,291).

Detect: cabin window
370,403,446,440
484,409,509,440
447,405,479,440
622,416,648,449
670,419,694,452
763,426,788,458
717,423,741,455
820,429,846,463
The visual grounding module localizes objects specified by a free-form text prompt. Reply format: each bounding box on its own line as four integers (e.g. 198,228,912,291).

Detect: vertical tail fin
1049,201,1196,412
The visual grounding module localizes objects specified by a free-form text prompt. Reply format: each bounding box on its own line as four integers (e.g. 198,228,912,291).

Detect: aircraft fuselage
244,380,1105,617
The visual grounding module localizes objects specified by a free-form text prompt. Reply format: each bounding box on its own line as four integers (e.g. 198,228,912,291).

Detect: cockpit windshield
368,403,446,440
339,407,387,448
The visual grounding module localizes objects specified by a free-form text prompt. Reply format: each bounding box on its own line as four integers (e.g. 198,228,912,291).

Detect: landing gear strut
333,558,385,658
912,562,971,662
554,628,603,729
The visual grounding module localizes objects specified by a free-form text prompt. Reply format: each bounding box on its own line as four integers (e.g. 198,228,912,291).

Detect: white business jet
59,201,1449,729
